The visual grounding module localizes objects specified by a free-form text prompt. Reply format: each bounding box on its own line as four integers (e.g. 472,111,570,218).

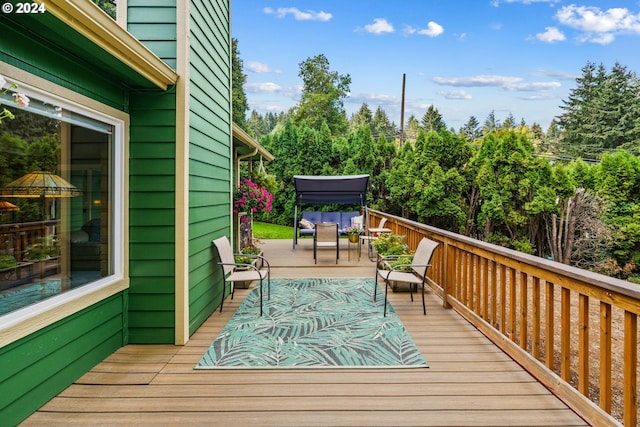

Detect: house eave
43,0,178,90
233,123,275,161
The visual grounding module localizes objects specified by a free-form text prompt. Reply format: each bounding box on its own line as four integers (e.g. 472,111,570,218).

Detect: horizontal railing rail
369,209,638,427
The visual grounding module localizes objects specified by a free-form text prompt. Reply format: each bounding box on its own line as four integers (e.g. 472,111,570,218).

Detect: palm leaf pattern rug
195,278,428,369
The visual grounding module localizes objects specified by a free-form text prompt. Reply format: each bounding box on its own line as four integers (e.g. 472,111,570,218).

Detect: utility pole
400,73,406,146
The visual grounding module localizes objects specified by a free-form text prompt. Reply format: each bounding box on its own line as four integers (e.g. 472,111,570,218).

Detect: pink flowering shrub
233,179,273,214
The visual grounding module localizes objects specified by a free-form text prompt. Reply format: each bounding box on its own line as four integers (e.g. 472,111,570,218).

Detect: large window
0,77,123,317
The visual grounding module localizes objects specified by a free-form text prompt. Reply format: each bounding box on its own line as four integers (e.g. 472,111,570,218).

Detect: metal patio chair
212,236,270,316
375,237,439,316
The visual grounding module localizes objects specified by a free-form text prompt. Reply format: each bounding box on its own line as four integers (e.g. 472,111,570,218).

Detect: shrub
373,233,409,256
0,255,17,269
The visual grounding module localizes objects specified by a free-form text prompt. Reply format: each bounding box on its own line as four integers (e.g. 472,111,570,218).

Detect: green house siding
0,15,135,425
126,0,233,341
127,0,178,69
2,0,236,422
187,0,232,335
128,88,178,344
0,294,126,426
126,1,179,344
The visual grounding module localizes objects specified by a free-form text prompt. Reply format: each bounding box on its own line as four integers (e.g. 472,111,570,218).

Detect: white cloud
420,21,444,37
263,7,332,21
555,5,640,45
347,92,399,107
405,21,444,37
245,82,301,98
507,81,561,91
432,75,523,87
245,61,282,74
432,74,560,92
536,26,566,43
438,90,472,100
581,33,615,45
531,69,578,80
363,18,394,34
517,93,561,101
245,82,282,93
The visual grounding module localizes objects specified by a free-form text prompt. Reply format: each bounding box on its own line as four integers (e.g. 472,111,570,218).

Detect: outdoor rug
195,277,428,369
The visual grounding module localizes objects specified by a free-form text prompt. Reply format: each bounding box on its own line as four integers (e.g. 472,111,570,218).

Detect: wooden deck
22,239,588,426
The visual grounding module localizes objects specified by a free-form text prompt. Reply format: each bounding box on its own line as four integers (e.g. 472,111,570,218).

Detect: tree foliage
234,52,640,280
421,105,447,133
557,62,640,161
231,38,249,129
91,0,116,19
295,54,351,136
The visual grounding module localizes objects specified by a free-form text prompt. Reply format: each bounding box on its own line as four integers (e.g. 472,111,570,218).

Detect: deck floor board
21,240,588,426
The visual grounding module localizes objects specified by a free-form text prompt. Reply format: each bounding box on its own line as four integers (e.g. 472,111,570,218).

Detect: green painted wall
0,15,131,426
126,1,179,343
127,0,233,342
0,295,127,426
1,2,234,422
187,0,232,334
128,88,178,344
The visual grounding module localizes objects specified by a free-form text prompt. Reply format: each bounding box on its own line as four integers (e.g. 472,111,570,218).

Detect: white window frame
0,69,129,347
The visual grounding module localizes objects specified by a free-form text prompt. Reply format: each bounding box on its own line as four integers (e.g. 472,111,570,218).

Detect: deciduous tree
295,54,351,136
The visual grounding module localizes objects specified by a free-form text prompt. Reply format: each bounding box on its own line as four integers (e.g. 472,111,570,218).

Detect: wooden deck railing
0,220,53,262
369,209,639,427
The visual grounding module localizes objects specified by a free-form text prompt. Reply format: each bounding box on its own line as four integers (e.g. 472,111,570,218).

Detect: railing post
443,242,452,309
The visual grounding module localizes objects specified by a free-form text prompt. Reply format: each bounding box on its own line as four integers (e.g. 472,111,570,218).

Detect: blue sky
231,0,640,131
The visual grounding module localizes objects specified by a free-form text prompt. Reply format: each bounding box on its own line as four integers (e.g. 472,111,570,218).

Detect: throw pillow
299,218,314,229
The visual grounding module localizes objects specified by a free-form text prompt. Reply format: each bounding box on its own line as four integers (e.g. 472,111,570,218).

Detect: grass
253,221,293,239
253,221,355,241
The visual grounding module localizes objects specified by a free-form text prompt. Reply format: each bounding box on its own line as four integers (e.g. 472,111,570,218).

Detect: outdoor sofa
298,211,362,237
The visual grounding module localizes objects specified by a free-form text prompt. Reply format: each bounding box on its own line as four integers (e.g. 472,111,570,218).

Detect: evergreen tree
593,151,640,275
346,125,376,175
371,106,396,140
247,111,266,139
501,113,516,130
471,129,548,252
459,115,481,142
482,110,500,135
412,130,471,231
404,115,420,143
348,103,373,134
369,134,396,211
231,38,249,129
386,142,417,217
420,105,446,133
556,62,640,160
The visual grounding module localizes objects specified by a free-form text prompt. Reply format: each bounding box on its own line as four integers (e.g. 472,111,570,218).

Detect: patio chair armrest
378,255,403,261
254,254,270,271
390,263,412,271
230,253,270,270
218,261,261,273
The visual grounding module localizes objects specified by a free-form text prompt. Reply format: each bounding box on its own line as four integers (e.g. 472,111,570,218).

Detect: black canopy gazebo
292,174,369,249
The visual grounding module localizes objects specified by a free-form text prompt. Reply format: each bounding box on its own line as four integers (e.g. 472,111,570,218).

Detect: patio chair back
213,236,235,276
411,238,439,277
314,222,339,264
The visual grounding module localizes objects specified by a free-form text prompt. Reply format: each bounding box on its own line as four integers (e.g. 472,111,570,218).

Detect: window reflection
0,96,113,315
